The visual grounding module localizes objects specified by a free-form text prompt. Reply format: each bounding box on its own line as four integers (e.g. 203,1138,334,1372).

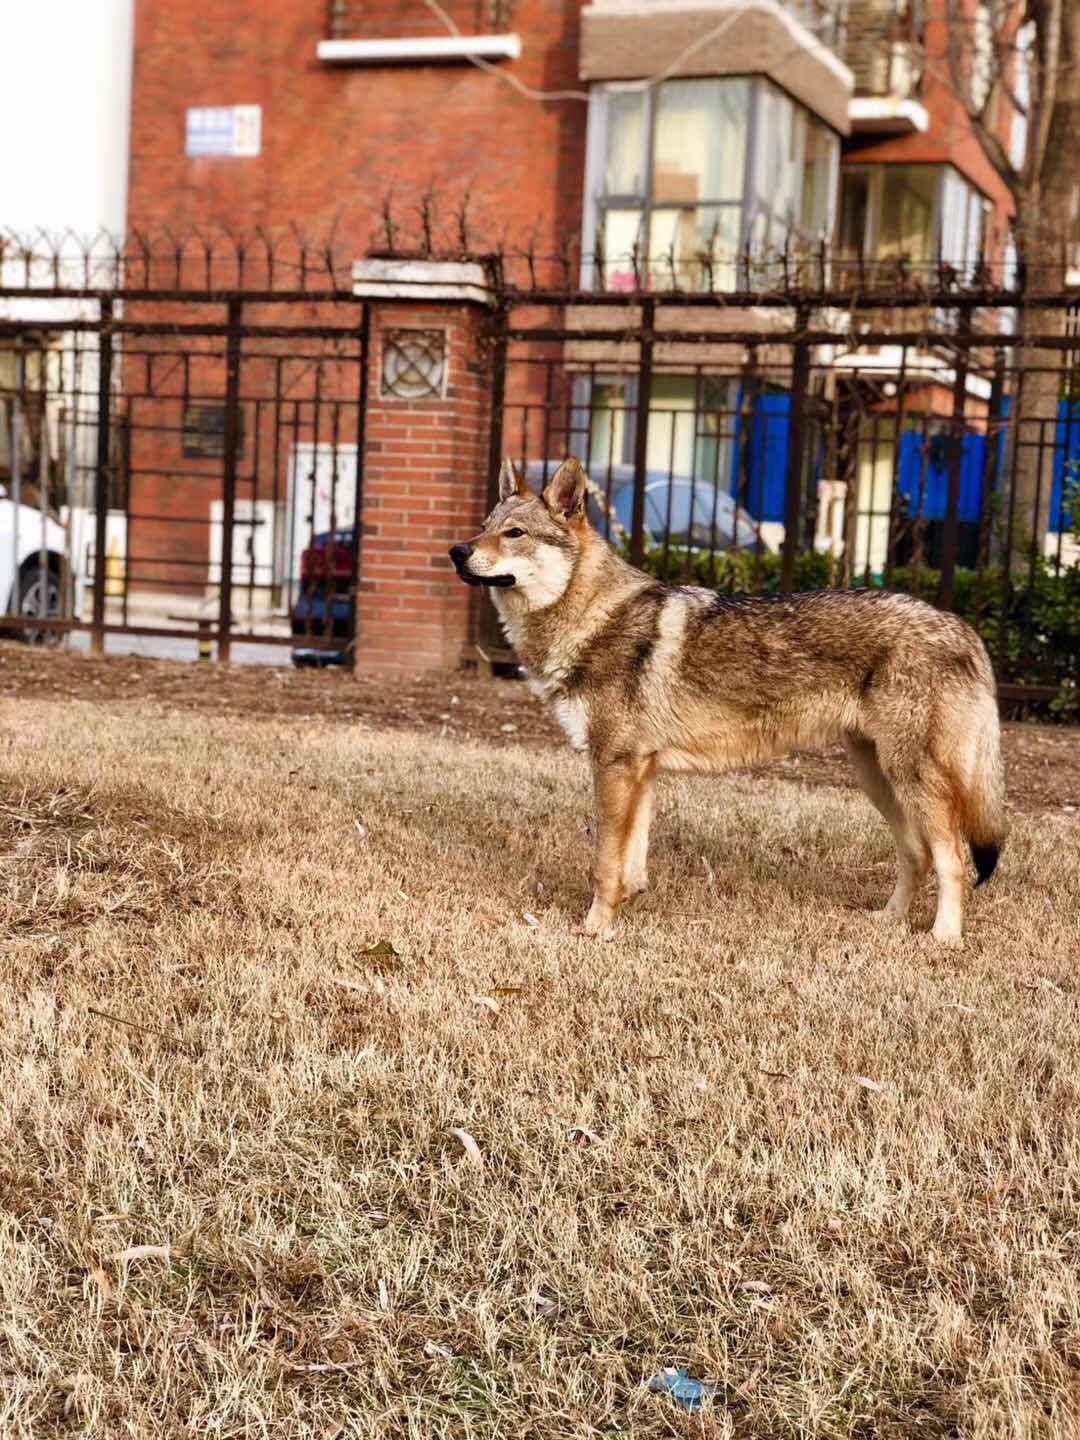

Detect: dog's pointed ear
498,458,528,501
542,457,588,521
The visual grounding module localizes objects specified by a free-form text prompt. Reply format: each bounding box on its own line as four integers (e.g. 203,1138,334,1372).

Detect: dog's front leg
578,754,647,940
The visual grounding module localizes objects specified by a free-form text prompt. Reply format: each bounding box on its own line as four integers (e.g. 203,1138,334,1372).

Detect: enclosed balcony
844,0,928,132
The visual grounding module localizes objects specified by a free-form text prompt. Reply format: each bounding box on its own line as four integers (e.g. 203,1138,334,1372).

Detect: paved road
67,630,295,666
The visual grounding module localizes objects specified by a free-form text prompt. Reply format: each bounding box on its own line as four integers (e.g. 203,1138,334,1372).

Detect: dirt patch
1,641,1077,817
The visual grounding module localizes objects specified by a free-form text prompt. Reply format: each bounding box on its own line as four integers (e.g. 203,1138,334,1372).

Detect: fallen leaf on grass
738,1280,772,1295
88,1267,112,1300
112,1244,171,1265
363,1210,390,1228
360,940,401,974
567,1125,602,1145
521,912,541,928
532,1294,558,1319
57,1374,92,1419
447,1128,484,1169
470,994,501,1015
424,1340,454,1359
330,975,368,994
853,1076,883,1093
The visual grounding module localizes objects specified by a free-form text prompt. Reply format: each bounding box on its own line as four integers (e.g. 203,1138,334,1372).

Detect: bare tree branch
1026,0,1062,199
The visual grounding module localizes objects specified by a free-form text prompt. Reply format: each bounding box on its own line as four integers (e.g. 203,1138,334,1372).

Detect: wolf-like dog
449,457,1006,946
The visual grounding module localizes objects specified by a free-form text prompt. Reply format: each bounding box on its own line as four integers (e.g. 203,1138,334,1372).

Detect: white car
0,490,81,643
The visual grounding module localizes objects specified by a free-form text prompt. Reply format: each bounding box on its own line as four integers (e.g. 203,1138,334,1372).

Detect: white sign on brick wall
185,105,262,158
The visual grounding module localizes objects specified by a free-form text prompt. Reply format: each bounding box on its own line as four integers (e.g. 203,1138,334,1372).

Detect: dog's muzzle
448,542,516,588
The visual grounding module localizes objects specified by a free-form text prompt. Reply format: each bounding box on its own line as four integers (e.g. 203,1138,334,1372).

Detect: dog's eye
504,527,526,539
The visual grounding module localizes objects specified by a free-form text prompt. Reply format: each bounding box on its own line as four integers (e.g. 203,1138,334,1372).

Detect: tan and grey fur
450,457,1007,946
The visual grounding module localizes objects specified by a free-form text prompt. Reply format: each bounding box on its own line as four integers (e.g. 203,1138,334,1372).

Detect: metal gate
0,236,368,664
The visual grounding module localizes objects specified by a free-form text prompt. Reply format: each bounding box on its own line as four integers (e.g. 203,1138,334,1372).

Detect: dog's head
449,457,589,610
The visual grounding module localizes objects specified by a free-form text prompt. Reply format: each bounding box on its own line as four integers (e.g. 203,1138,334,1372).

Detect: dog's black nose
449,543,472,567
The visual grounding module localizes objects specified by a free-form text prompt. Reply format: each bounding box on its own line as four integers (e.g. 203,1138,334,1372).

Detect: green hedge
634,544,1080,721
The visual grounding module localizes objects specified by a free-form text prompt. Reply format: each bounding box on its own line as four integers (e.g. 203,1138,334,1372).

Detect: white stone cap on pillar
352,258,495,306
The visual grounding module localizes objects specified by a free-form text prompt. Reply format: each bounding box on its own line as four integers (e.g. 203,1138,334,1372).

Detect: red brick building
121,0,1019,666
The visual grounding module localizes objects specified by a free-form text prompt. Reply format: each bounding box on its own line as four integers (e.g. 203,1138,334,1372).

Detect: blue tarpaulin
729,390,1078,532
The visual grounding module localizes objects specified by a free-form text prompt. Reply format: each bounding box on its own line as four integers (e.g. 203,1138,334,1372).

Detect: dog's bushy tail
961,688,1007,886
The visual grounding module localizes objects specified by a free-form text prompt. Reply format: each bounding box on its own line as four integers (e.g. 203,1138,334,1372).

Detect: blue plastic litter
647,1367,720,1412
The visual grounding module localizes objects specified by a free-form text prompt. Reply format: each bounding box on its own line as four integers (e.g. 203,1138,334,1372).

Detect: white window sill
848,97,930,134
317,34,521,64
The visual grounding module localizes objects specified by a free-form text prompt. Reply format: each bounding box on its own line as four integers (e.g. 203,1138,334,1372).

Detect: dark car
290,527,354,667
524,460,771,552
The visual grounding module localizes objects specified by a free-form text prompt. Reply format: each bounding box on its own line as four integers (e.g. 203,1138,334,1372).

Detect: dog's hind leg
844,733,930,924
578,754,652,940
621,755,656,902
880,753,968,946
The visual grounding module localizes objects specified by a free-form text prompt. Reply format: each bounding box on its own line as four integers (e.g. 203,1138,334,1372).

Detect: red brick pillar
352,261,495,674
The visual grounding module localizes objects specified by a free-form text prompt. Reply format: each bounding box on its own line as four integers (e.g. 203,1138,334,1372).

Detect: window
837,163,989,272
587,78,839,290
838,169,872,260
878,165,937,264
582,375,736,494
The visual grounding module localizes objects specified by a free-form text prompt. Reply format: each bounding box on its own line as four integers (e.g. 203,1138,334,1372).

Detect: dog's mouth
449,548,516,588
458,572,516,588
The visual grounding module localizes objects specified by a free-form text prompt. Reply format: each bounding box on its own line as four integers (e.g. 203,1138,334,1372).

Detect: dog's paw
930,924,963,949
868,906,907,927
573,915,617,942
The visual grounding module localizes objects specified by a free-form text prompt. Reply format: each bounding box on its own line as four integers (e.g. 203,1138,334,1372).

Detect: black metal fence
1,229,1078,707
489,279,1080,711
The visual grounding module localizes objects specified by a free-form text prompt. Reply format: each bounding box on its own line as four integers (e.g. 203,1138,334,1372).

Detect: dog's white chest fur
551,693,589,751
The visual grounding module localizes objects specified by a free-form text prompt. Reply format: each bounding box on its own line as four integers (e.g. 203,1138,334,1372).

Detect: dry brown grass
1,694,1079,1438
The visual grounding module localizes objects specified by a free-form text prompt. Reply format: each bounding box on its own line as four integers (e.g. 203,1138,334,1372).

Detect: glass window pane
601,209,645,290
837,169,870,259
939,168,969,266
648,205,741,290
604,90,646,196
878,165,937,264
754,83,801,228
967,191,985,273
652,79,749,204
801,119,838,238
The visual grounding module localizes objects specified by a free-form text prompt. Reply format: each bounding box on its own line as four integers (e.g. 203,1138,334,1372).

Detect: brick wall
356,302,493,672
128,0,586,257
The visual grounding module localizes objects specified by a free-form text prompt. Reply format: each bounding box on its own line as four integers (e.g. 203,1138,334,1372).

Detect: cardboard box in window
652,170,700,206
